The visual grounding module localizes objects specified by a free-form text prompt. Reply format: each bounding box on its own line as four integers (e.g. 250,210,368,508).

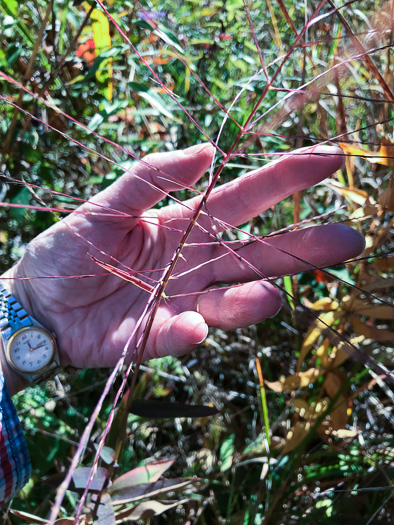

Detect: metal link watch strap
0,283,32,332
0,282,61,384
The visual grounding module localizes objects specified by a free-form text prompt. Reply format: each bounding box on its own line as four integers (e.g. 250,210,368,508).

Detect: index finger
186,145,344,228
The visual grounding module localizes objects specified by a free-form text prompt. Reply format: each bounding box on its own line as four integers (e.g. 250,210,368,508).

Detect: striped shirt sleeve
0,372,30,506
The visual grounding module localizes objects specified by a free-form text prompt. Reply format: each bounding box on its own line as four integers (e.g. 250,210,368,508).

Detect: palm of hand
5,144,364,369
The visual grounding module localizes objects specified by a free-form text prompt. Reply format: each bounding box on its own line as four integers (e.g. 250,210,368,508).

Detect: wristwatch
0,282,60,384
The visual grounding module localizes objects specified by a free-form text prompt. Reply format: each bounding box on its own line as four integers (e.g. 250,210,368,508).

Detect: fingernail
303,144,344,158
194,322,209,344
183,143,212,156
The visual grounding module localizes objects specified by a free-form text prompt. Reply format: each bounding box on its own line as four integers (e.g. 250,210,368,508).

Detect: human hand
2,144,364,393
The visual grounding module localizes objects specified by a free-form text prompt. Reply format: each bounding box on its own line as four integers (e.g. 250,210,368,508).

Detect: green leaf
5,43,22,67
87,100,128,131
87,113,105,132
128,81,150,93
155,23,184,54
133,86,174,119
220,434,235,472
0,0,18,16
11,186,31,222
283,275,295,310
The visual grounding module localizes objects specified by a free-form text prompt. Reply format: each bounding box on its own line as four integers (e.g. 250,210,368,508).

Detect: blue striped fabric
0,372,30,506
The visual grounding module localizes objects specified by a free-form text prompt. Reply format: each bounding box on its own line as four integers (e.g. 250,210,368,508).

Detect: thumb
87,143,214,216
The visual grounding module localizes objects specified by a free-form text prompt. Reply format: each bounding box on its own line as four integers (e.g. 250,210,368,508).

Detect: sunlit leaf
129,83,175,120
0,0,18,16
297,312,339,371
325,179,369,206
155,23,184,54
339,141,394,168
266,368,322,393
220,434,235,472
110,458,176,494
90,8,112,99
303,297,339,311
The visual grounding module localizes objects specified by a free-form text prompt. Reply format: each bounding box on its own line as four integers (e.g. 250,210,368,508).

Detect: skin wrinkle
199,281,282,331
121,150,207,215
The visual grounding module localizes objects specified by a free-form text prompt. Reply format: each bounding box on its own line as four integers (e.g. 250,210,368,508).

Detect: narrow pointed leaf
110,458,176,493
89,255,155,293
129,399,220,418
111,477,198,505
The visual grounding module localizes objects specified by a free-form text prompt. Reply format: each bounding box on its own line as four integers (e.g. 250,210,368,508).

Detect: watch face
7,327,56,374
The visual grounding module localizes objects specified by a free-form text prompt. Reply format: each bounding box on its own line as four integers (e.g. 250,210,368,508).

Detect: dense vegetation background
0,0,393,523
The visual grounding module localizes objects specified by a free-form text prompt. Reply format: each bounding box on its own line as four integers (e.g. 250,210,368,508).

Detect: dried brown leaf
282,421,312,455
350,315,394,341
265,368,322,393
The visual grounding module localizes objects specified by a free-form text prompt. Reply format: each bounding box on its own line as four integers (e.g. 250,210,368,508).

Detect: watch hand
32,342,46,351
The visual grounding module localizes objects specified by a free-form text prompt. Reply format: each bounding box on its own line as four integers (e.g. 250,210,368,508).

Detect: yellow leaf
265,368,322,393
325,179,369,206
90,9,113,101
349,204,380,220
339,141,394,168
376,144,394,168
316,338,330,367
297,311,339,371
91,10,111,54
303,297,339,311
